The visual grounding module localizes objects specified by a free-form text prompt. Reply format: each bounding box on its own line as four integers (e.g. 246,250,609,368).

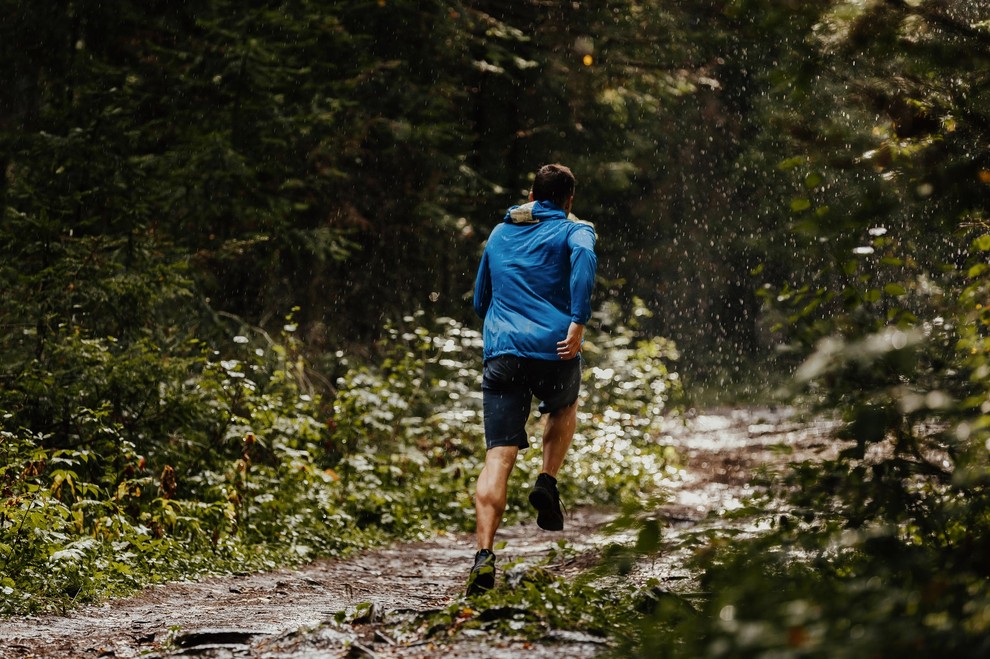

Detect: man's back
473,200,597,361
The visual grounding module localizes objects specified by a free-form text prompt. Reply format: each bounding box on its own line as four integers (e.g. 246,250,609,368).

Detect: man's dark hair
531,164,576,208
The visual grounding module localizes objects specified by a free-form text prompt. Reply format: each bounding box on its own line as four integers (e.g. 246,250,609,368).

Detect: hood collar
504,200,567,225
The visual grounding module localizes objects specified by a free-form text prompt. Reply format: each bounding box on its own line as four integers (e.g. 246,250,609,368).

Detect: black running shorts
481,355,582,450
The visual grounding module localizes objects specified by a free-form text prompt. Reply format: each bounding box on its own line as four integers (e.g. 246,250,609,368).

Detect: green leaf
974,235,990,251
790,197,812,212
635,518,662,554
778,156,806,170
883,283,907,296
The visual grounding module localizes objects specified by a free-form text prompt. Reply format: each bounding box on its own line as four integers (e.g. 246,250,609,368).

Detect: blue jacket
473,200,598,361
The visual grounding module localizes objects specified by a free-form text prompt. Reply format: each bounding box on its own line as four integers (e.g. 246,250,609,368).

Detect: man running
467,163,597,595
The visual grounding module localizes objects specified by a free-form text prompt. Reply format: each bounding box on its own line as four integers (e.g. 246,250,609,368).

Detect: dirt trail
0,408,836,658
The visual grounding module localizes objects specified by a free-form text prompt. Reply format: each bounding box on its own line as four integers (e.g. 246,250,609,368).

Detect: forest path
0,408,837,658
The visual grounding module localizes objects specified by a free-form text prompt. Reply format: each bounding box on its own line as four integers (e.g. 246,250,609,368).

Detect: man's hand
556,322,585,360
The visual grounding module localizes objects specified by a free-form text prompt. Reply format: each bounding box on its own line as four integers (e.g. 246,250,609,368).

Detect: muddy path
0,408,837,658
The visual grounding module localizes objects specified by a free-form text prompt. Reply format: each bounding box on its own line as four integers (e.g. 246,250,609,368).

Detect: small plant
410,554,635,645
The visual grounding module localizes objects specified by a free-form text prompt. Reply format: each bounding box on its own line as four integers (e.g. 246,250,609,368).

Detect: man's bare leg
527,400,577,531
541,400,577,477
475,445,519,551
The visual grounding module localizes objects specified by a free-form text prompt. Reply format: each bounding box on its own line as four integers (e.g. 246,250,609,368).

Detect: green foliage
625,532,990,658
408,541,636,643
0,309,680,615
563,300,683,506
605,3,990,656
330,309,682,533
0,320,349,614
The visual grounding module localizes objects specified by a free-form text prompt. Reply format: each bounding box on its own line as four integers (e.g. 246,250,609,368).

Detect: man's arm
567,224,597,325
473,248,492,320
560,224,597,359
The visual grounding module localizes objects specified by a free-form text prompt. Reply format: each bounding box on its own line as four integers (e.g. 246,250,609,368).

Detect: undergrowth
0,303,681,615
406,541,636,644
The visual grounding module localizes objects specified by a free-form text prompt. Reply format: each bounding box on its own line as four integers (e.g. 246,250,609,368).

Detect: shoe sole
529,488,564,531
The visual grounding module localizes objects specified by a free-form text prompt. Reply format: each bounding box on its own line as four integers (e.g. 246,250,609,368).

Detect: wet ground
0,407,837,658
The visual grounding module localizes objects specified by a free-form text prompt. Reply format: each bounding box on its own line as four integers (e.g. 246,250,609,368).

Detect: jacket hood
504,200,566,224
504,200,596,234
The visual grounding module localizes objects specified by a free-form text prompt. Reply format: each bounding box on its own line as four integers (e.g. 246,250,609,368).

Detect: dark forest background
4,1,990,654
3,1,988,381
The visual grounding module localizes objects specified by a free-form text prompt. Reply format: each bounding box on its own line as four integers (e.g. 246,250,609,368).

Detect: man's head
530,164,576,211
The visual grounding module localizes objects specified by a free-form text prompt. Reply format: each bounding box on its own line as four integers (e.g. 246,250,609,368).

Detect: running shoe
529,472,564,531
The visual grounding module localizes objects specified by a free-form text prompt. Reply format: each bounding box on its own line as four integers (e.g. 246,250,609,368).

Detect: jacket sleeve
568,224,597,324
473,247,492,320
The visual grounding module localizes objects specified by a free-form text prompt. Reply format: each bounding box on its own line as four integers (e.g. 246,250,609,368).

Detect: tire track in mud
0,408,837,658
